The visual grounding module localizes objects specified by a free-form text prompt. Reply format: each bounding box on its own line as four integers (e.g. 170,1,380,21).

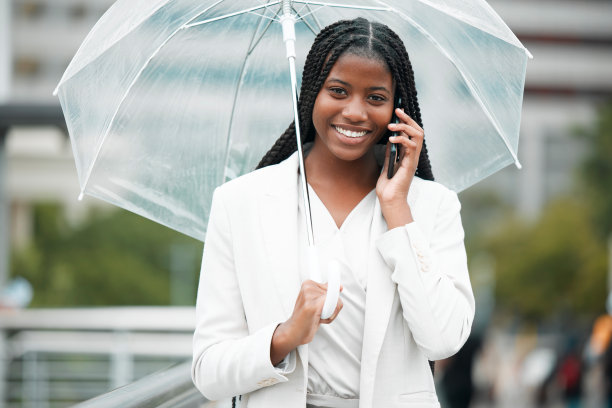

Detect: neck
304,141,380,191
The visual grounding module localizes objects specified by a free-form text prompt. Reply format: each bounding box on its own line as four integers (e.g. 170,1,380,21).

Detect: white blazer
192,151,475,408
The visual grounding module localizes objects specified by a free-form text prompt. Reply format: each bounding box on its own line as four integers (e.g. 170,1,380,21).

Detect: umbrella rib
247,8,282,55
378,1,521,167
222,8,272,181
293,5,320,35
77,0,232,197
246,10,280,23
303,4,323,31
293,1,389,11
185,2,281,28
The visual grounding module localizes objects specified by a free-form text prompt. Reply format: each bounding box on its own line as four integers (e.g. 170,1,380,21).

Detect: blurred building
10,0,114,103
2,0,611,249
0,1,611,252
5,0,115,234
482,0,612,218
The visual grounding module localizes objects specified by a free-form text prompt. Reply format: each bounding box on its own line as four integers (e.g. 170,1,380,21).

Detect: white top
296,177,377,406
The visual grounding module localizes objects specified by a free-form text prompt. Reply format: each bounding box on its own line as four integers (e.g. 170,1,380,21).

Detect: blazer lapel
258,153,302,320
360,182,421,407
257,152,310,381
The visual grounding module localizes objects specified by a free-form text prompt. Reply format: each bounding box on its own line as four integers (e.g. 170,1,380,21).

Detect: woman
192,18,475,408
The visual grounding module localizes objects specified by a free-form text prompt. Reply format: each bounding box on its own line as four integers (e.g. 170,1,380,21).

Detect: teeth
334,126,367,138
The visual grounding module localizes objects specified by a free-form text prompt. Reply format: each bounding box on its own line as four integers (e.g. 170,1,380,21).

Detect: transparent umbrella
54,0,531,243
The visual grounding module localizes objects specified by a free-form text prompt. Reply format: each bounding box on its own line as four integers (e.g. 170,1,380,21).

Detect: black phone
387,96,402,179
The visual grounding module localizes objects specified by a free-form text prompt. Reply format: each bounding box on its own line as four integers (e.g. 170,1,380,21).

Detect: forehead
325,53,393,88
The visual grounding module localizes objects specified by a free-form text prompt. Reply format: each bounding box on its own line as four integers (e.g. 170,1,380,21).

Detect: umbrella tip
515,159,522,170
78,192,84,201
526,49,533,60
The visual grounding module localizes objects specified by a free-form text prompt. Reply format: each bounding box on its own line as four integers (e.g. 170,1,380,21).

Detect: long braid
389,31,435,180
257,18,434,182
256,22,360,168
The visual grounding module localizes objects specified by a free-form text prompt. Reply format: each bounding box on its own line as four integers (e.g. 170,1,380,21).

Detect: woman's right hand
270,280,343,366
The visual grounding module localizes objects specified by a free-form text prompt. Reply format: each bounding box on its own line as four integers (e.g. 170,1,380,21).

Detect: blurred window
18,1,47,19
69,4,87,20
14,56,41,78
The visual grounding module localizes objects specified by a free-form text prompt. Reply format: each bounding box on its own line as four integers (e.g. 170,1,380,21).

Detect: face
311,52,394,163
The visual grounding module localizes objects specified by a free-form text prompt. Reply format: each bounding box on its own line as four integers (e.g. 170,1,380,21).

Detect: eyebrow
326,78,392,94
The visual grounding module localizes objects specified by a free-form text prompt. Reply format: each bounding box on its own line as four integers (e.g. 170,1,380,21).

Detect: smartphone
387,96,402,179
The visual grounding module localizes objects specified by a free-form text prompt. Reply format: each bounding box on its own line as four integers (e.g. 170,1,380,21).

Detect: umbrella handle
321,260,342,320
307,247,342,320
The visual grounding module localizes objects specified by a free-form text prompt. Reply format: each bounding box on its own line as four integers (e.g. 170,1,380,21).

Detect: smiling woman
311,53,394,163
192,17,475,408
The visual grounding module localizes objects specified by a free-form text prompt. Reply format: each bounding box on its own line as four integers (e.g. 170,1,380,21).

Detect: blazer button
258,378,278,387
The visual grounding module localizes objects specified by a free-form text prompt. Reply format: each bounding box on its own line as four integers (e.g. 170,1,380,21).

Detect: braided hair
256,17,434,181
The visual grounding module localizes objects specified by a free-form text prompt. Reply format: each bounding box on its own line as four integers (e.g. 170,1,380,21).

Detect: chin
331,145,374,162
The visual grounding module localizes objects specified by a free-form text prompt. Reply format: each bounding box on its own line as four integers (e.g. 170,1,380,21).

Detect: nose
341,97,367,123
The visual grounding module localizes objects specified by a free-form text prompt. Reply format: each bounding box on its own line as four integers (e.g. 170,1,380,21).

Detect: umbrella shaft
281,1,315,247
289,56,315,248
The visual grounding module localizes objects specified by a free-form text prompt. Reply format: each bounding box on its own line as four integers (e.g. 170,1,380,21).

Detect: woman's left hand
376,108,424,229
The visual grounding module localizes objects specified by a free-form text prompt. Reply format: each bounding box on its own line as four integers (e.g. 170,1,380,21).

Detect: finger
388,123,423,141
395,109,424,133
320,298,343,324
389,135,418,152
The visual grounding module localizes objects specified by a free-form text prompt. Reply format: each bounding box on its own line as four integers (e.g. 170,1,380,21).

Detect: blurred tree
576,102,612,238
486,199,607,320
476,101,612,321
11,204,202,307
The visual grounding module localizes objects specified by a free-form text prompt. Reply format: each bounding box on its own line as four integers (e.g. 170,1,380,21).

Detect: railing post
111,330,134,389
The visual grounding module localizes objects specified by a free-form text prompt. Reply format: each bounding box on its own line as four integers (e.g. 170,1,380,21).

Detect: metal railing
73,361,209,408
0,307,199,407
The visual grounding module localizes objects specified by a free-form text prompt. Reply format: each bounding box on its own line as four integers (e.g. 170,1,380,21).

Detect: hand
376,109,424,228
270,280,343,366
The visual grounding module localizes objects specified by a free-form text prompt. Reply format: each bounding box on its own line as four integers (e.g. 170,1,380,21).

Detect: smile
334,126,367,138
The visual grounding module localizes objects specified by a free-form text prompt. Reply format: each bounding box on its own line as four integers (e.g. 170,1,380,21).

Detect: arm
191,188,295,400
375,109,474,360
376,189,475,360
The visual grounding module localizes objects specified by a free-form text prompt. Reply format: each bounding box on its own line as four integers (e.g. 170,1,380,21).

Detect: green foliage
576,103,612,237
11,204,203,307
485,199,607,320
471,101,612,321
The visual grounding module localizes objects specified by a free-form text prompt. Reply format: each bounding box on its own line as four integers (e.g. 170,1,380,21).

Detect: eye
368,94,388,104
328,87,347,96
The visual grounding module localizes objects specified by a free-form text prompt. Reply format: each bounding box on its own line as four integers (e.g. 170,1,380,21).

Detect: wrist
381,201,413,230
270,321,298,366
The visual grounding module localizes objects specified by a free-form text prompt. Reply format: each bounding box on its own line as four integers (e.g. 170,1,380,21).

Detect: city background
1,0,611,407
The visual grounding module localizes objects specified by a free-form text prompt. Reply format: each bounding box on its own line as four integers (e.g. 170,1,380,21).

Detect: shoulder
411,177,461,217
412,177,458,202
215,155,294,200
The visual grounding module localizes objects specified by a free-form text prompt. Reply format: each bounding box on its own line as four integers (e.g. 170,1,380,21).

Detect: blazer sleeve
191,187,295,401
375,188,475,361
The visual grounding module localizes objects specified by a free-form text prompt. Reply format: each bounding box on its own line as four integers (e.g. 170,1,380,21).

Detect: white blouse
296,177,377,407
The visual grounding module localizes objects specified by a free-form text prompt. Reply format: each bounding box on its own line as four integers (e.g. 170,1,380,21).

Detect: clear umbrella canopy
55,0,530,241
